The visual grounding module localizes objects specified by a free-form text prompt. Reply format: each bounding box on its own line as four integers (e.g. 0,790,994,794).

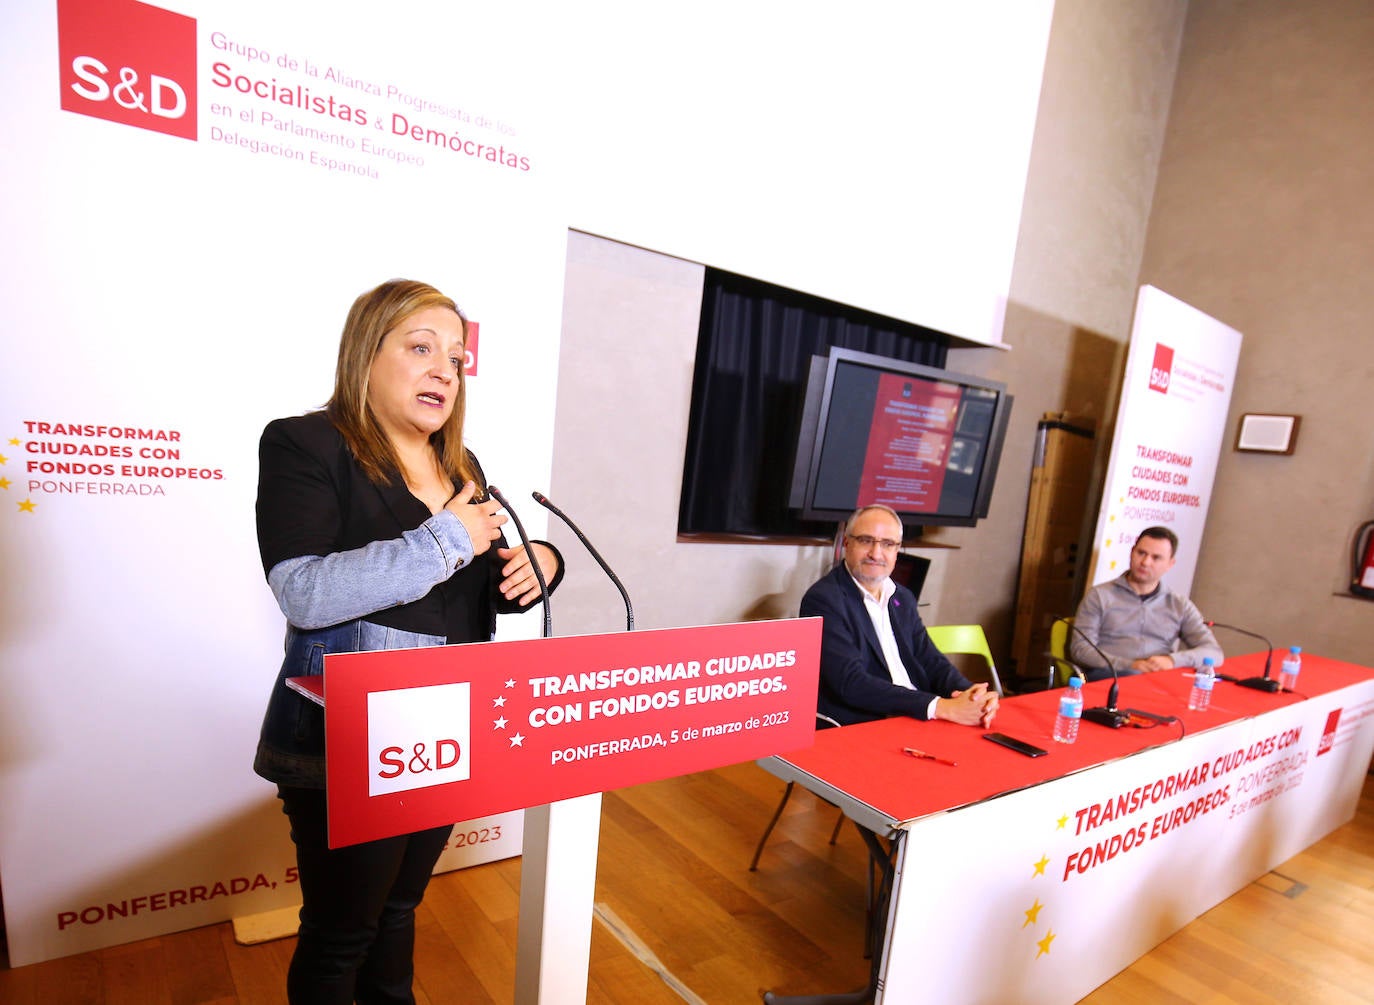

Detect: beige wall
546,0,1186,662
544,233,833,636
547,0,1371,679
1137,0,1374,663
892,0,1189,677
547,231,954,637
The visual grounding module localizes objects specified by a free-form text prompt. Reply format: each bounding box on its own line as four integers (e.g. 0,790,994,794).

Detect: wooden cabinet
1009,414,1096,688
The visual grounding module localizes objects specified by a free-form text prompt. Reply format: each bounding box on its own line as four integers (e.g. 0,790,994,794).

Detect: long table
758,652,1374,1004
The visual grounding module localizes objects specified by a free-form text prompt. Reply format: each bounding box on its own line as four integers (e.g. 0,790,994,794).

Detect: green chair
1048,617,1079,689
926,624,1004,697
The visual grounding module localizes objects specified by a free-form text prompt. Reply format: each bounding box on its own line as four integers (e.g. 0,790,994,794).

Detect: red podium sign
319,618,821,847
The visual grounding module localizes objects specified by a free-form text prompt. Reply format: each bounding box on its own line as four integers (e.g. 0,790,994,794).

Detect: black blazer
256,411,560,643
800,563,969,726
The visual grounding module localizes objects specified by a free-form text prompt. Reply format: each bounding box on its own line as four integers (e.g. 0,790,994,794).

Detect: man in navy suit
801,504,999,728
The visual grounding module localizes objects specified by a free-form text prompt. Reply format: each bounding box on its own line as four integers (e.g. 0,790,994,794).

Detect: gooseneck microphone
1055,617,1130,728
1205,620,1279,692
486,485,552,639
1056,618,1179,726
533,491,635,632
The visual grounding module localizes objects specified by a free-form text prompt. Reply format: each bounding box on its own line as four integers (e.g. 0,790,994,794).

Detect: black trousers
278,786,452,1005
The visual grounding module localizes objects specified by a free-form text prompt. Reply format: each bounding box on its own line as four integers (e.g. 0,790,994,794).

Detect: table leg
761,828,901,1005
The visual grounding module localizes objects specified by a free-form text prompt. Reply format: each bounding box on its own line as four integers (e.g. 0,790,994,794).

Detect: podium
296,618,821,1002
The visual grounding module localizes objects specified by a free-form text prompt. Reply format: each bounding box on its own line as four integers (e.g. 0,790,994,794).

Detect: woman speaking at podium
252,279,561,1004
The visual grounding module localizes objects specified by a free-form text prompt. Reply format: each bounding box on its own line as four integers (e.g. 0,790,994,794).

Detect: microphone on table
533,491,635,632
1204,620,1279,693
1054,617,1130,728
486,485,552,639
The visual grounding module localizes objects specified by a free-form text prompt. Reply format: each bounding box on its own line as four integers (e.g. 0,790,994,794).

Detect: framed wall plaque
1235,413,1300,454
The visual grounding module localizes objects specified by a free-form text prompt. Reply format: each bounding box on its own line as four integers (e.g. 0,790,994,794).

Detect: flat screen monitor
789,347,1013,529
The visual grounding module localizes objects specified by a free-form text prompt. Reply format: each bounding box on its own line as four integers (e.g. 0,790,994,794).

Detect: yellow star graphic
6,437,17,446
1023,900,1043,928
1056,814,1069,830
1032,855,1049,876
0,476,10,490
1104,538,1112,548
1109,513,1116,522
1037,930,1056,957
1110,560,1118,570
19,498,37,513
0,452,8,465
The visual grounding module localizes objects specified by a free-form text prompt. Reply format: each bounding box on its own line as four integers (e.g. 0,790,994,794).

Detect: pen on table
903,746,957,767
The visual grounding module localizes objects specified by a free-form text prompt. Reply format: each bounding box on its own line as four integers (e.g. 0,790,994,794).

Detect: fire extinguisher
1353,521,1374,599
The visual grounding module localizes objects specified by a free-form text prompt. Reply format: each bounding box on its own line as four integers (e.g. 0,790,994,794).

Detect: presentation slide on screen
858,373,962,510
814,366,997,518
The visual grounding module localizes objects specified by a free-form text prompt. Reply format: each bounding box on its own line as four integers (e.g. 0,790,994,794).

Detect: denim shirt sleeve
267,509,476,629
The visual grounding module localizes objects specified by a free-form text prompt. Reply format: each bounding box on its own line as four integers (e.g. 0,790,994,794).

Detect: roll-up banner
1086,286,1243,594
0,0,564,966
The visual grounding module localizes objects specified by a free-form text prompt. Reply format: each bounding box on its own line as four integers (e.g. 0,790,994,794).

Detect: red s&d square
1317,708,1341,756
463,321,480,377
58,0,198,141
1148,343,1174,394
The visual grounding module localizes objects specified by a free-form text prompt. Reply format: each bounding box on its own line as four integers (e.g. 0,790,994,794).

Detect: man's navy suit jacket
800,563,970,726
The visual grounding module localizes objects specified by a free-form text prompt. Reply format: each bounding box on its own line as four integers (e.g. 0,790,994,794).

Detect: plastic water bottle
1053,677,1084,743
1279,646,1302,691
1189,657,1216,711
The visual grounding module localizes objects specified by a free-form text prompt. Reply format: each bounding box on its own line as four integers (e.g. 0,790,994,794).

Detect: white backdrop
1086,285,1244,594
561,3,1056,345
0,0,1055,967
0,0,567,967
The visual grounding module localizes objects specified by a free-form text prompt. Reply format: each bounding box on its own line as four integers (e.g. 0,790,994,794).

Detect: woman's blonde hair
326,278,478,488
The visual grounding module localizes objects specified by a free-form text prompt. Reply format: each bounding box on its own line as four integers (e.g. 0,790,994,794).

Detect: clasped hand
940,683,999,728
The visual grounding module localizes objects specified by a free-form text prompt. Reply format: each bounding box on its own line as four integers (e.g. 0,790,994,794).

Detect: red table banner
319,618,822,847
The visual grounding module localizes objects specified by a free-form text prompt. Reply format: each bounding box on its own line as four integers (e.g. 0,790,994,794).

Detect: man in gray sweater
1070,526,1223,682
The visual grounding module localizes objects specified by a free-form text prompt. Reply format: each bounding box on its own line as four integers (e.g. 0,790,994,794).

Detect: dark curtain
678,269,949,537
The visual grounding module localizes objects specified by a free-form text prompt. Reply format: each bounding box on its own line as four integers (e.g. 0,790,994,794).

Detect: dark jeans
278,786,452,1005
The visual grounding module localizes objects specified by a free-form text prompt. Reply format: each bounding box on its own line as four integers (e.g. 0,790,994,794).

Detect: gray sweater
1069,573,1223,674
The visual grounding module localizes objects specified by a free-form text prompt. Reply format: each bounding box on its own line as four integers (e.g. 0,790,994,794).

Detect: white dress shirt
850,572,941,719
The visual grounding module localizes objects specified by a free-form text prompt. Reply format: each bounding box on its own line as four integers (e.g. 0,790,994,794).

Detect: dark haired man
1069,526,1222,682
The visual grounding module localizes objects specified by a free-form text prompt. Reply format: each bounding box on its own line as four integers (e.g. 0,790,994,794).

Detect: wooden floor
2,766,1371,1004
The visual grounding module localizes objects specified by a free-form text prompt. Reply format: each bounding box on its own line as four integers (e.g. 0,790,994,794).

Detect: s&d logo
1316,708,1341,757
58,0,198,141
367,682,472,797
1148,343,1174,395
